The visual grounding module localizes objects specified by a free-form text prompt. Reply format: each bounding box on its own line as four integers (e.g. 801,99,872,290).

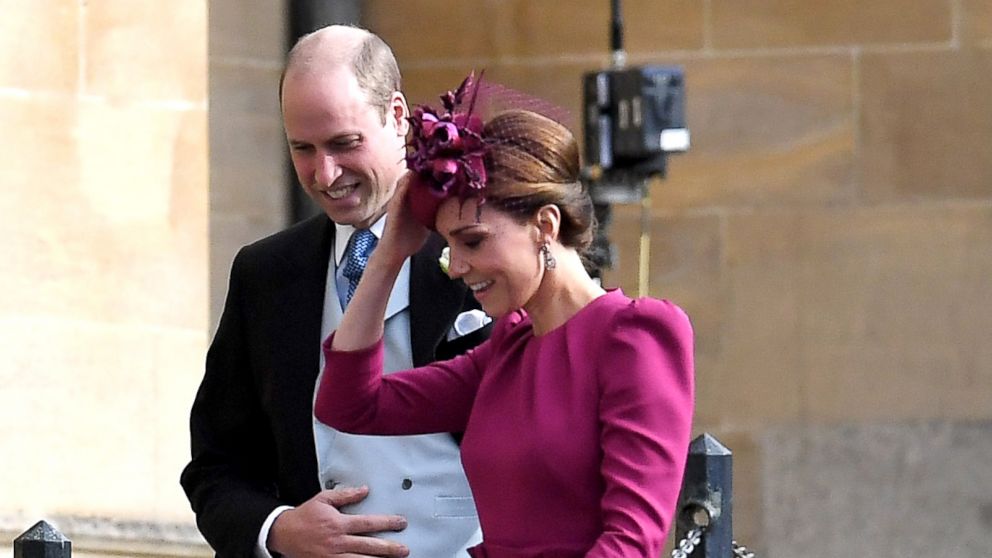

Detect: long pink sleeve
587,300,695,557
314,330,495,435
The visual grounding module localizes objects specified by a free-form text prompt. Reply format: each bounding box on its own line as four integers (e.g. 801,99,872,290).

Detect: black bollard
13,521,71,558
674,433,732,558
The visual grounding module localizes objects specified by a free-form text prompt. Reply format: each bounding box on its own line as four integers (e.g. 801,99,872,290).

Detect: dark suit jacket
180,215,489,557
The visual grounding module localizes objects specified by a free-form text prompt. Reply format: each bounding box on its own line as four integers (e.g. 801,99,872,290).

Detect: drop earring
540,242,557,270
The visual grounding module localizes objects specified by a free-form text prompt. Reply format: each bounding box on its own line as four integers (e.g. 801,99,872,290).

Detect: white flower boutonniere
439,246,451,275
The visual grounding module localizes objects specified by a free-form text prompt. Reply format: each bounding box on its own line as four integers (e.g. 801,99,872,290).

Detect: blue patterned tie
342,229,377,304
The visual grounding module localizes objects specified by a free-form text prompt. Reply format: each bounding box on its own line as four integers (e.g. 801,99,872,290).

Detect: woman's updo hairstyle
481,110,596,256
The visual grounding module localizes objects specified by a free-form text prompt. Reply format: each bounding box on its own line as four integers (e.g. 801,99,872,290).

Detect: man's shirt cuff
255,505,294,558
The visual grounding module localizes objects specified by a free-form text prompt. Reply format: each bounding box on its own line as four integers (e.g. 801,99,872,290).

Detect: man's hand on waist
267,486,409,558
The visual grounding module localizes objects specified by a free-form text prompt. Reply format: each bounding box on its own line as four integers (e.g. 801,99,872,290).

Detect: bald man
181,25,488,558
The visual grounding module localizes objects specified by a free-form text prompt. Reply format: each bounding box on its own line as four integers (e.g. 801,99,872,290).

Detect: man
181,25,489,558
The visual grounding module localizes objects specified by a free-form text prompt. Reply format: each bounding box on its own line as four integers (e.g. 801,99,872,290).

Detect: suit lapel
276,216,334,390
409,235,471,366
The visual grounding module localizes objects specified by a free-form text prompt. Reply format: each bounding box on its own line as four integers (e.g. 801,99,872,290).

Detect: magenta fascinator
405,72,488,230
405,72,573,230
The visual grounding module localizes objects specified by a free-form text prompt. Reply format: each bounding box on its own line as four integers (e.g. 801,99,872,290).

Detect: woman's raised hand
332,172,427,352
380,172,430,263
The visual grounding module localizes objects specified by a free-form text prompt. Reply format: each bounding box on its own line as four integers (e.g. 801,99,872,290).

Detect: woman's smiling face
436,196,543,318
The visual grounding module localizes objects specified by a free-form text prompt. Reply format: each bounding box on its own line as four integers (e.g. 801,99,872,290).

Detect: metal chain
732,540,756,558
669,527,758,558
670,527,704,558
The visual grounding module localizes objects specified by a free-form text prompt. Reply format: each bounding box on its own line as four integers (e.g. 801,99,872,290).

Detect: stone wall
208,0,288,332
364,1,992,556
0,0,211,555
5,1,985,556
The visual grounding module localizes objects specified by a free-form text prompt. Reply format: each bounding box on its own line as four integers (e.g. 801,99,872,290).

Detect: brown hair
350,33,401,122
281,25,401,123
481,110,596,255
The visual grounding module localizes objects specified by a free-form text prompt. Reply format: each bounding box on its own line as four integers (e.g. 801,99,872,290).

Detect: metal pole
638,189,651,297
609,0,655,296
675,433,733,558
13,521,71,558
287,0,360,42
610,0,626,69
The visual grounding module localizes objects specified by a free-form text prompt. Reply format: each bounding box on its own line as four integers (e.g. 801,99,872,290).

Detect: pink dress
315,289,694,557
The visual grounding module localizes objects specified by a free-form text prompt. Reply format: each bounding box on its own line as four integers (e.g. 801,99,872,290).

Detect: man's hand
267,486,409,558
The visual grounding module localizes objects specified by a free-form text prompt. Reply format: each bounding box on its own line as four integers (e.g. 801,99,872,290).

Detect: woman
315,77,694,557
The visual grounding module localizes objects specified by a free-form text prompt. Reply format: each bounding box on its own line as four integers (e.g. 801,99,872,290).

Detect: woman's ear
534,204,561,241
